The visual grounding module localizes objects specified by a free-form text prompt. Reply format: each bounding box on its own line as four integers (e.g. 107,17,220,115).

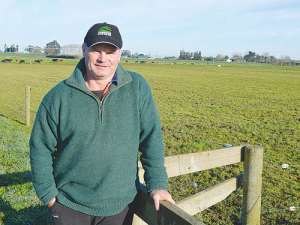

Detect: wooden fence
132,145,263,225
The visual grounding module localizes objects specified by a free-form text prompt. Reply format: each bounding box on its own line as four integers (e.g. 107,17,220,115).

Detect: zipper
67,79,132,123
99,82,111,118
99,80,132,122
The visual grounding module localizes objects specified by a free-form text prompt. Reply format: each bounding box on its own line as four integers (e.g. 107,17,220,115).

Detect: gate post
241,145,263,224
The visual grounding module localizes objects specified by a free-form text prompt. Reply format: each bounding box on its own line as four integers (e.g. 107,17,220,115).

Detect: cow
1,59,12,63
35,59,43,63
135,61,139,63
126,60,128,63
19,60,25,64
59,59,64,62
52,59,58,62
191,63,194,65
183,62,186,65
156,61,160,64
16,59,19,63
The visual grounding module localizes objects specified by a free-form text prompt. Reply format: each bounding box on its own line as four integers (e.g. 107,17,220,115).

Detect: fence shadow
0,171,51,225
0,114,25,126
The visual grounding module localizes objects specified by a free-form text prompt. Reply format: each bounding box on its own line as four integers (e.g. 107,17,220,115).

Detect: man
30,22,175,225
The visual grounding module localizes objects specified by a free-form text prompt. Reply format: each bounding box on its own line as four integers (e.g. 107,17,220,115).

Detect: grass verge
0,116,51,224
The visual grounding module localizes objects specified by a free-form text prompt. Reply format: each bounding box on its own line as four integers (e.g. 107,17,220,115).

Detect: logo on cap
98,26,112,36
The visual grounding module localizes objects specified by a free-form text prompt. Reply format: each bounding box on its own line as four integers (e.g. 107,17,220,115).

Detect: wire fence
163,127,299,221
0,84,46,127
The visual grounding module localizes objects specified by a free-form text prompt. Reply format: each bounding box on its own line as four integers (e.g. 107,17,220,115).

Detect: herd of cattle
125,60,200,65
0,59,64,64
1,59,201,65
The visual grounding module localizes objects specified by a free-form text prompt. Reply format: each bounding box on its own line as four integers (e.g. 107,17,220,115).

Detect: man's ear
118,49,122,62
82,44,86,57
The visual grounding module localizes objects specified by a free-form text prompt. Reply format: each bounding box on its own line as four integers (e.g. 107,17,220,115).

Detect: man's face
83,43,122,80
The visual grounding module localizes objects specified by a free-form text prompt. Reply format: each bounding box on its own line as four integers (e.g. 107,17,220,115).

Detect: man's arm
30,103,59,205
138,78,175,209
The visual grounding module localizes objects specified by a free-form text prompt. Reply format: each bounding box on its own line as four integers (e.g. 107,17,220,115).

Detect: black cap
84,22,122,49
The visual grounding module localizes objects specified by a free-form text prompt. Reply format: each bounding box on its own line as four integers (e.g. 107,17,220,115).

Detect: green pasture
0,61,299,224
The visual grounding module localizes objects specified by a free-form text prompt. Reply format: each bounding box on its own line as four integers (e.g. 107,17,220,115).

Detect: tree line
179,50,202,60
179,49,294,66
2,42,295,65
230,51,292,66
4,44,19,53
3,40,82,56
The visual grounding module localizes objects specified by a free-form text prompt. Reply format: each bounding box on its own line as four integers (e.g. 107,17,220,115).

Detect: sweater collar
65,58,132,92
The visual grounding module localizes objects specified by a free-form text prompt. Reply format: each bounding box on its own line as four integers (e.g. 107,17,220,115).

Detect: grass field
0,60,299,224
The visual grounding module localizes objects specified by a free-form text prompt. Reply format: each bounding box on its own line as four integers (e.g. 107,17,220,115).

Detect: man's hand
47,197,56,208
150,190,175,211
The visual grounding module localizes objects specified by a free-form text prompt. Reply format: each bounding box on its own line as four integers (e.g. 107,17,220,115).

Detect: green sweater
30,59,168,216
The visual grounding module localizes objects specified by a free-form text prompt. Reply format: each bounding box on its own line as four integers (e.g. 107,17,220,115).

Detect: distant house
225,59,232,62
121,50,131,58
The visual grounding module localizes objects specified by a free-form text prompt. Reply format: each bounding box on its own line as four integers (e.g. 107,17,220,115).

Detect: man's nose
98,52,107,62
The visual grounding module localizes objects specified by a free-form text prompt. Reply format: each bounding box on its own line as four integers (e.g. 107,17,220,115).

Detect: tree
44,40,61,55
232,53,243,62
270,55,276,64
283,56,291,66
25,45,34,53
216,54,224,61
4,44,18,53
61,44,82,55
193,51,202,60
255,54,261,63
33,46,43,54
179,49,193,60
121,50,131,58
263,52,271,64
206,56,214,61
244,51,256,62
46,45,56,55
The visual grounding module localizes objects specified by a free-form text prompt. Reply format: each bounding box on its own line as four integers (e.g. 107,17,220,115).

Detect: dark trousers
49,202,135,225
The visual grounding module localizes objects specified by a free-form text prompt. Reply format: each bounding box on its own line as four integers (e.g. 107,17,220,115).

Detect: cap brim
89,41,121,49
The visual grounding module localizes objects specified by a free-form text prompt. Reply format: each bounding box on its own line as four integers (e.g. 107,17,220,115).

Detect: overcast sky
1,0,300,59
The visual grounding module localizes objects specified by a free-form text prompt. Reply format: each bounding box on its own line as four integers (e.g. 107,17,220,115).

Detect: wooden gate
132,145,263,224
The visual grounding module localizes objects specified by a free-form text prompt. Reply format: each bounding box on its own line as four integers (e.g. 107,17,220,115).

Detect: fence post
25,86,30,126
241,145,263,225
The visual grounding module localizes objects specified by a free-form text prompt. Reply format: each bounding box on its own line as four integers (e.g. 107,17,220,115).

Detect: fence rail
133,145,263,225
